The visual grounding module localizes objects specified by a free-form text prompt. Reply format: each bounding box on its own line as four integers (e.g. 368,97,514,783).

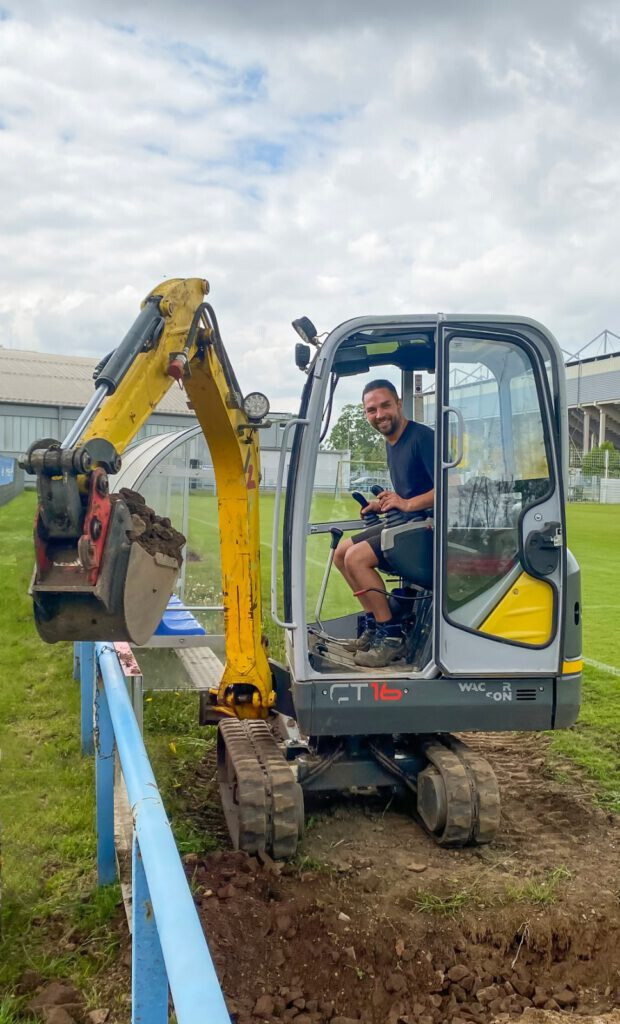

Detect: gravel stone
254,995,275,1017
447,966,471,983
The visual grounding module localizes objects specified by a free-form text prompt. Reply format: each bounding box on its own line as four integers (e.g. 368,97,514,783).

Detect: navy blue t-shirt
386,420,434,500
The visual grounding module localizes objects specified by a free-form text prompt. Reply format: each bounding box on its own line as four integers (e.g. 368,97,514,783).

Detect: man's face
363,388,403,437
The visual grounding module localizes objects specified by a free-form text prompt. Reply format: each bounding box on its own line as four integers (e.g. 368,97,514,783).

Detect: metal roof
565,348,620,367
0,347,193,416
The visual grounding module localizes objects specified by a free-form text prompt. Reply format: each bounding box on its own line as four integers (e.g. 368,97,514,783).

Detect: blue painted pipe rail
81,641,230,1024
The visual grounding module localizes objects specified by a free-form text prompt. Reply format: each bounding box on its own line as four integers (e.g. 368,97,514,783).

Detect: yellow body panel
480,572,554,646
81,278,273,716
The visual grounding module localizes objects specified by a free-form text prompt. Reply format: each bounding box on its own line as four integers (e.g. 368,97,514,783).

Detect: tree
325,403,386,466
582,441,620,478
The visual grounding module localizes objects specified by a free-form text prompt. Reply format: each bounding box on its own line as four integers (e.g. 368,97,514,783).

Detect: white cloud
0,0,618,413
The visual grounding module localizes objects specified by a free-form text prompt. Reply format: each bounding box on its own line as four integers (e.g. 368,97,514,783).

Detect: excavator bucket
33,538,182,645
29,461,184,645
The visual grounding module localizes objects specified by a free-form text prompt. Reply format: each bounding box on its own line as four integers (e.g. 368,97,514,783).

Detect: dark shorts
351,523,392,572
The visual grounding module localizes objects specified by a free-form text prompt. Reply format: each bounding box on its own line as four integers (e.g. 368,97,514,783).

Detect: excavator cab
259,316,582,847
277,316,581,727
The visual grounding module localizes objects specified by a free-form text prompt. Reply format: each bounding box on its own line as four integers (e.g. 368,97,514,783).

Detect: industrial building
0,348,206,457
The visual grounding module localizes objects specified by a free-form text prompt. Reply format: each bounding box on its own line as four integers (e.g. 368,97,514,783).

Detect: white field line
584,657,620,677
188,514,326,568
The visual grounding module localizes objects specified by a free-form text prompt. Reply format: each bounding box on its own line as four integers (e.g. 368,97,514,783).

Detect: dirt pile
186,847,619,1024
116,487,185,564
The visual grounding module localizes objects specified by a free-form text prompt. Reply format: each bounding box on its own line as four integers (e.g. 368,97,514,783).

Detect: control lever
314,527,344,633
370,484,408,527
351,490,381,526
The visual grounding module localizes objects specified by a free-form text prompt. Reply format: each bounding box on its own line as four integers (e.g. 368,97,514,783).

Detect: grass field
184,491,361,636
550,503,620,807
0,494,121,1018
0,493,215,1018
0,491,618,1016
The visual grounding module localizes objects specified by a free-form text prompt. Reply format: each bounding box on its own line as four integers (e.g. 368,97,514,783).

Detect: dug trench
183,734,619,1024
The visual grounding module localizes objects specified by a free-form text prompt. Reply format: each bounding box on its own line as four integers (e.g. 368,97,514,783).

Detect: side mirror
295,342,311,370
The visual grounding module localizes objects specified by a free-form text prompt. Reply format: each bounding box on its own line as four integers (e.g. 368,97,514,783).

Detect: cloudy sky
0,1,618,409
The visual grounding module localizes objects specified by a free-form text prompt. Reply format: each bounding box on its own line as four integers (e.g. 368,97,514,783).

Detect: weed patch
411,887,477,915
506,866,572,906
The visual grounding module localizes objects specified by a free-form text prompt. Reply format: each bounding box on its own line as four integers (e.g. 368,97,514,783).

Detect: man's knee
344,540,377,570
334,538,352,571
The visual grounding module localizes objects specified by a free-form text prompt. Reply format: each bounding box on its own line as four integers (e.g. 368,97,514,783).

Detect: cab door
435,324,565,676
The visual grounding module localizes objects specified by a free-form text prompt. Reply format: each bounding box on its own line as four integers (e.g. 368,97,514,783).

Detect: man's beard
374,414,400,438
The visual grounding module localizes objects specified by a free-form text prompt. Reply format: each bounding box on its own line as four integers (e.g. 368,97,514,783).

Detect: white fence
568,448,620,503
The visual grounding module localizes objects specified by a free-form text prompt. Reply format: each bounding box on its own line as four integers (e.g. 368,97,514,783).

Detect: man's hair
362,379,399,402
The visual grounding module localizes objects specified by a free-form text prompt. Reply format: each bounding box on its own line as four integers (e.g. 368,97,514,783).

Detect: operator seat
379,516,434,669
380,516,434,590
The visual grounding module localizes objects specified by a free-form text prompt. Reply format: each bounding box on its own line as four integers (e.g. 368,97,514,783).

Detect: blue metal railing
78,641,230,1024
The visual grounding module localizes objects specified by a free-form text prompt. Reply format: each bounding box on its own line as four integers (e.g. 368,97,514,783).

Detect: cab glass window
444,336,551,617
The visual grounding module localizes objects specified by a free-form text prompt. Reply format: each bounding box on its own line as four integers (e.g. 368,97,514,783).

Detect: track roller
217,719,304,860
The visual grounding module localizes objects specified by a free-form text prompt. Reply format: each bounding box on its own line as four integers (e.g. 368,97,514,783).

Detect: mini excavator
22,278,582,859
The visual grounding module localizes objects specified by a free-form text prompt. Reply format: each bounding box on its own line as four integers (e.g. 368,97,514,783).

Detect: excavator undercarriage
216,719,500,858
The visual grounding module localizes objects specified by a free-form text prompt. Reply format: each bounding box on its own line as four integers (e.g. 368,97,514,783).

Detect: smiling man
333,379,434,668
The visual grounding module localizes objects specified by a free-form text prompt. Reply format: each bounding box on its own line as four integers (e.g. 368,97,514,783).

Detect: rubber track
217,719,301,860
423,742,474,846
243,721,302,861
445,737,501,844
217,720,266,854
423,737,501,846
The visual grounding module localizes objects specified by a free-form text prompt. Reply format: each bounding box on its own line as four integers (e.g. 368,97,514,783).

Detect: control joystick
351,491,381,526
370,484,408,527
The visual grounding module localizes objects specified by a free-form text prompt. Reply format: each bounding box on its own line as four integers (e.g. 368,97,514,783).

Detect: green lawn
0,494,122,1015
565,503,620,669
553,504,620,809
0,491,618,1015
0,493,215,1017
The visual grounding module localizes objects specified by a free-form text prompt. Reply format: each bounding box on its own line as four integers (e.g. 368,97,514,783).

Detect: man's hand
360,499,381,517
377,490,408,513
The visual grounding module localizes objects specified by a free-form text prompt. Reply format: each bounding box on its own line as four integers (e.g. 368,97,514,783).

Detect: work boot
343,615,376,652
354,626,405,668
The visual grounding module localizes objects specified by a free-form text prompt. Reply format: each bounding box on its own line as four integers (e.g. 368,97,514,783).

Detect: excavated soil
185,734,619,1024
116,487,185,563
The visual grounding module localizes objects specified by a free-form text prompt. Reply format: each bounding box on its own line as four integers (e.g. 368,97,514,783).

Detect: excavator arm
22,278,273,717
